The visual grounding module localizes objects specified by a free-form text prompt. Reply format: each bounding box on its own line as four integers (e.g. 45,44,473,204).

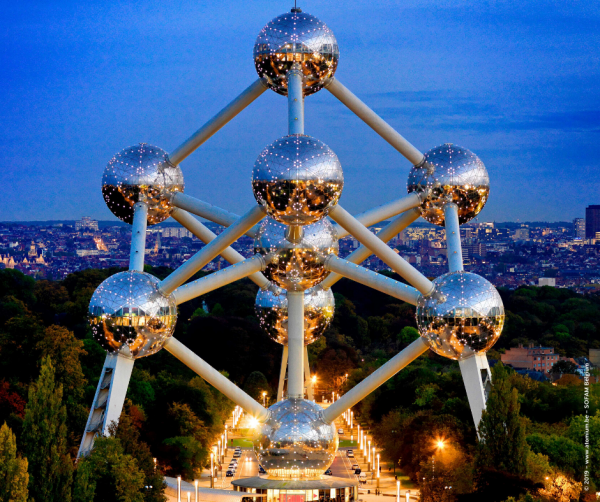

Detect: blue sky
2,0,599,222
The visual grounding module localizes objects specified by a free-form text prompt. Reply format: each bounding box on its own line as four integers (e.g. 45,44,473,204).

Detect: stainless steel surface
256,285,334,345
253,134,343,226
254,217,338,291
407,143,489,226
416,271,504,360
254,10,339,96
89,271,177,358
255,398,338,478
102,144,184,225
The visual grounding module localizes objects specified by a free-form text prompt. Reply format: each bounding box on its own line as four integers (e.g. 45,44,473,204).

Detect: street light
396,480,400,502
405,489,410,502
262,391,267,406
194,480,198,502
210,453,214,488
177,476,181,502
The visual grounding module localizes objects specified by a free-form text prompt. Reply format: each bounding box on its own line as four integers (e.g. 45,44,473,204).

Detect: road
220,447,259,489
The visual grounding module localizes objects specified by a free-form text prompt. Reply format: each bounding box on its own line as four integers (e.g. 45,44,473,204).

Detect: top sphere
252,135,344,226
88,271,177,359
102,144,184,225
254,10,339,96
407,144,489,226
416,271,504,360
254,398,338,478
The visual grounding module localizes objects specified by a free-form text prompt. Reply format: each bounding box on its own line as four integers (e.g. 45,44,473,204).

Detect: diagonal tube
171,254,268,305
164,337,269,421
171,208,270,289
329,205,434,296
332,193,422,240
322,207,421,289
158,205,266,295
326,79,425,166
444,203,464,272
322,338,429,423
169,79,267,166
324,255,420,305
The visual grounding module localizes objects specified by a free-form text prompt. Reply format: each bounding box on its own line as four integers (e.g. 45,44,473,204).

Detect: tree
21,356,73,502
79,436,145,502
537,470,582,502
398,326,419,345
550,360,578,376
477,363,529,477
243,371,270,401
72,460,96,502
0,422,29,502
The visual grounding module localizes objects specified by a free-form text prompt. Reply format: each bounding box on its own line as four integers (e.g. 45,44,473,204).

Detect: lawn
230,438,254,447
339,440,358,447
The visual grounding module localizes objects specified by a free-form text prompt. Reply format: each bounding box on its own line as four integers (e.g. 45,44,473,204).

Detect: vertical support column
288,63,304,135
129,202,148,272
304,346,313,401
277,345,289,402
287,291,305,399
458,353,491,432
444,203,463,273
78,350,135,456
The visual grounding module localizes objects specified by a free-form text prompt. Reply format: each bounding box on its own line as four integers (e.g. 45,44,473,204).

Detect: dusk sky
2,0,599,223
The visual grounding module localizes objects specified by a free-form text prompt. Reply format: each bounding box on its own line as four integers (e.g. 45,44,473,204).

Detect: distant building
590,349,600,367
513,228,529,240
501,344,561,374
539,277,556,287
585,205,600,239
162,227,192,238
75,217,99,232
573,218,585,238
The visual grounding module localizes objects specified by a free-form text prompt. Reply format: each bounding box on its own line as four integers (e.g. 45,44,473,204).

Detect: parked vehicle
226,470,234,477
346,450,354,458
338,429,344,434
258,465,266,474
324,469,333,476
358,472,367,483
352,464,359,470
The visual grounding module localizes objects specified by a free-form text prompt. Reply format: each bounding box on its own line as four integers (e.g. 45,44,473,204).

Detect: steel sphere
407,144,489,226
255,218,338,291
88,271,177,358
255,398,338,478
102,143,184,225
254,10,339,96
255,285,335,345
416,271,504,360
252,135,343,226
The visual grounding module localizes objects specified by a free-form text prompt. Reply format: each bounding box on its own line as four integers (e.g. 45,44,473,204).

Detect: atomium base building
79,6,503,502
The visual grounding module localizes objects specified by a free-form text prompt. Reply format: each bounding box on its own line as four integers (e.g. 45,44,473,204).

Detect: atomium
254,10,339,96
102,143,184,225
88,271,177,358
252,134,343,226
254,217,338,291
407,144,489,226
254,398,338,478
416,271,504,360
255,285,334,345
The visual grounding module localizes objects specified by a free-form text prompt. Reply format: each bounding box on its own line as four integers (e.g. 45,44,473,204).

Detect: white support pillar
304,346,313,401
287,291,305,399
332,194,422,240
171,254,268,305
277,345,289,402
329,205,435,296
458,353,491,432
158,205,266,295
322,338,429,423
129,202,148,272
444,203,464,272
326,79,424,166
169,79,267,166
324,255,420,305
171,208,270,289
171,193,260,238
164,337,269,421
78,350,135,456
321,207,421,290
288,64,304,135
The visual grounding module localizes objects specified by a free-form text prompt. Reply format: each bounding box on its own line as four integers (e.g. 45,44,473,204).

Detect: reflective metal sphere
416,272,504,360
256,285,334,345
102,144,184,225
255,398,338,478
407,144,489,226
255,218,338,291
252,135,343,226
254,10,339,96
88,271,177,358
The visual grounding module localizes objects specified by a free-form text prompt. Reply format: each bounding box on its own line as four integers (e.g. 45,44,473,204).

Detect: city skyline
2,1,598,222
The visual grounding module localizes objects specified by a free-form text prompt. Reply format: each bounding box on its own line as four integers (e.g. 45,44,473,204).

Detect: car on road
226,470,234,477
346,450,354,458
258,465,266,474
324,469,333,476
358,472,367,484
233,451,241,458
352,464,359,470
338,429,343,434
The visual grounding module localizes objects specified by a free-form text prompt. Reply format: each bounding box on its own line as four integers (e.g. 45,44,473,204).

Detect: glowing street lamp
194,480,198,502
177,476,181,502
396,480,400,502
262,391,267,406
210,453,214,488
